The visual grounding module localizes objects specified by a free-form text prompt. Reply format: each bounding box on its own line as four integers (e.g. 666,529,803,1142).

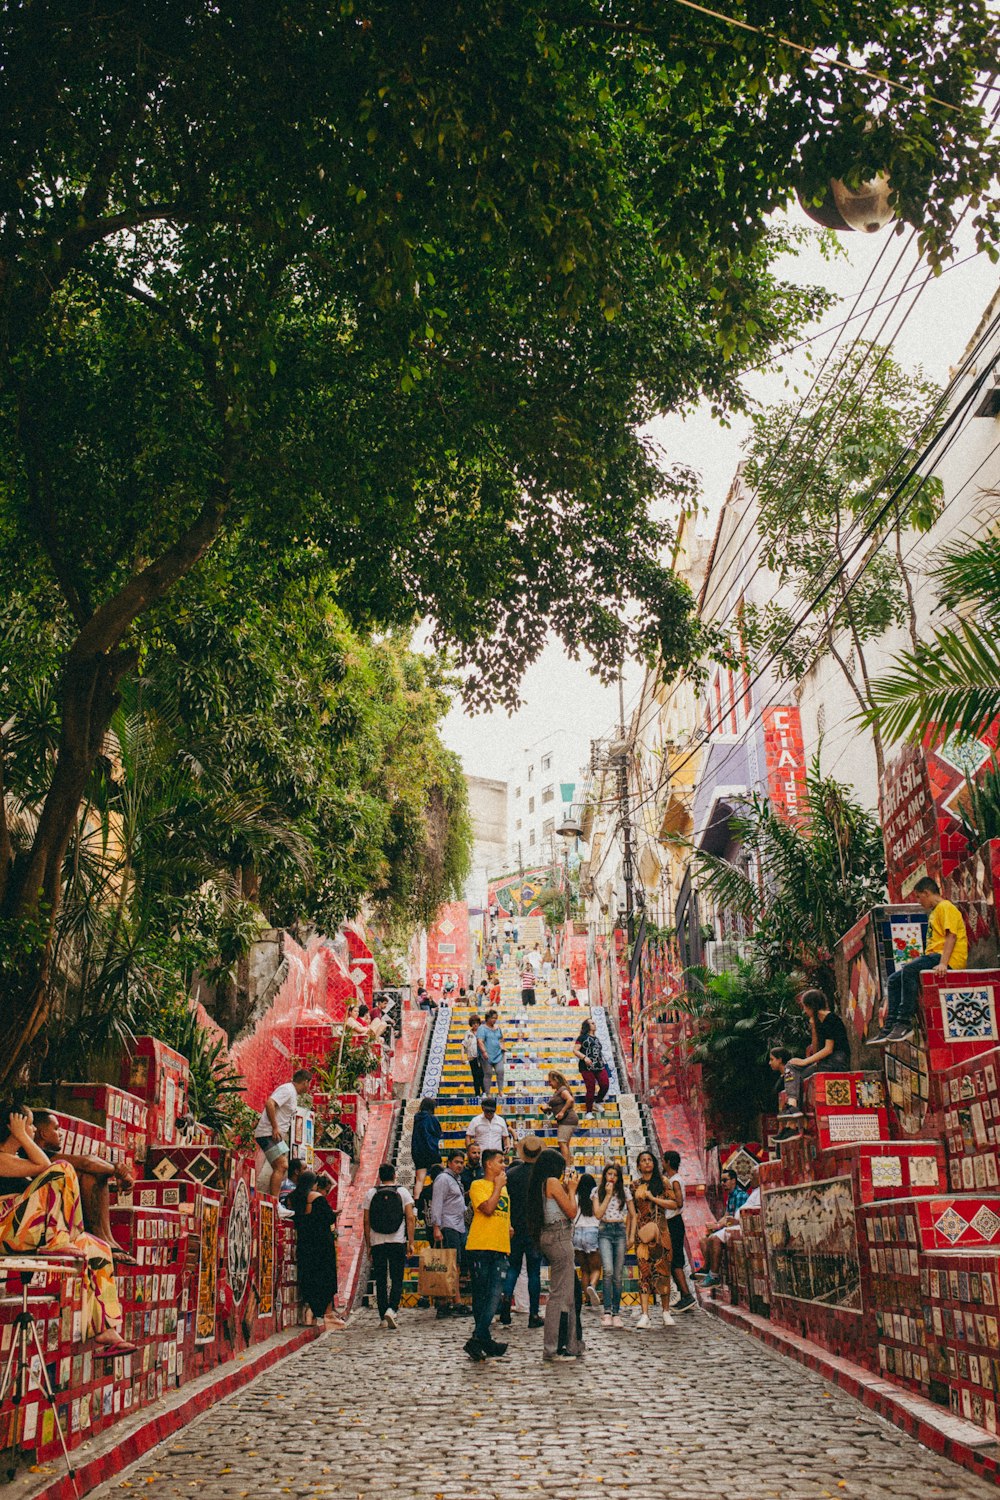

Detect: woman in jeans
594,1162,634,1328
526,1148,579,1362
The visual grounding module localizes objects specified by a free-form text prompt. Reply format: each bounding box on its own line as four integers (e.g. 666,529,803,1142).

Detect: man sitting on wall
698,1166,757,1288
33,1110,137,1264
871,877,969,1045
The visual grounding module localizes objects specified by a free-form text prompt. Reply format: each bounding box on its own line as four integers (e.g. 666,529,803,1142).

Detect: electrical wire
585,299,1000,874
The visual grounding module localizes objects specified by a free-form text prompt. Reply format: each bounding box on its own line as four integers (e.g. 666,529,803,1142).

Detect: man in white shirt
363,1163,416,1328
465,1096,511,1154
254,1069,313,1195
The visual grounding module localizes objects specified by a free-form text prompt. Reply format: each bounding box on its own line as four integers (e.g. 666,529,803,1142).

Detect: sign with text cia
762,706,808,825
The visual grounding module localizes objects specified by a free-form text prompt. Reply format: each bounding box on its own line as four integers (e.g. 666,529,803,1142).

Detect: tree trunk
0,648,133,1081
0,489,230,1087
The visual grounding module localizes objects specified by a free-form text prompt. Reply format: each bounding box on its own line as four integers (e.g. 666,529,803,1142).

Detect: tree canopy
1,0,997,1071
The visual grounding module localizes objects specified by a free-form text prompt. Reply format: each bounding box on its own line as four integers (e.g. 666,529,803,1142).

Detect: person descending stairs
388,981,663,1323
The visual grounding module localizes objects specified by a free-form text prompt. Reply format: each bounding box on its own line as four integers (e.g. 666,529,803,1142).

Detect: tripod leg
0,1321,22,1408
27,1315,77,1493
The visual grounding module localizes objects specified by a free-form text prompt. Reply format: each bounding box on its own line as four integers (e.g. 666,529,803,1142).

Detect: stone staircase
377,992,654,1309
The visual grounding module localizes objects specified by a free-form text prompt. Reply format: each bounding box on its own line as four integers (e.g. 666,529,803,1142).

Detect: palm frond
935,532,1000,615
866,621,1000,743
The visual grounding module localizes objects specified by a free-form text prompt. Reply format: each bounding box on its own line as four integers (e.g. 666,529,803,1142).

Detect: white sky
441,204,999,785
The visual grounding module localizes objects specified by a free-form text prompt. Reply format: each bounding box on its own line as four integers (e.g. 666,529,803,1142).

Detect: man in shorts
254,1069,313,1195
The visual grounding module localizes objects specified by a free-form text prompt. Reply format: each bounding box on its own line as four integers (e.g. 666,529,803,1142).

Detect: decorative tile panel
823,1078,852,1107
940,985,998,1044
827,1113,882,1143
870,1156,904,1188
970,1204,1000,1241
934,1206,969,1245
908,1156,941,1188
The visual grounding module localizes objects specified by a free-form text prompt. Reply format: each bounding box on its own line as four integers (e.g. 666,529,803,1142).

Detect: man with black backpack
363,1163,415,1329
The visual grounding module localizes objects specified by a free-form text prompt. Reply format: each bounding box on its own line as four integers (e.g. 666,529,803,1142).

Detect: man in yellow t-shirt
874,876,969,1045
464,1148,510,1362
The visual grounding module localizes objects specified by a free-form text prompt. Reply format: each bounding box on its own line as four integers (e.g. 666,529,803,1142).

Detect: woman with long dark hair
783,989,852,1113
631,1150,675,1330
573,1172,602,1307
594,1162,634,1327
526,1148,579,1362
290,1171,345,1330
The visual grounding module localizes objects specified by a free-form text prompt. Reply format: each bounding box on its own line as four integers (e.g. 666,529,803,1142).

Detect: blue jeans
599,1222,627,1315
468,1249,509,1346
886,953,941,1025
503,1228,542,1317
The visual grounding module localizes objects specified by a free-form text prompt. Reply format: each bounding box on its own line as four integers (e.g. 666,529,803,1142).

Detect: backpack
369,1185,405,1235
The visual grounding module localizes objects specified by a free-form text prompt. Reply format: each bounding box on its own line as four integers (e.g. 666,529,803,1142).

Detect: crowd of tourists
364,1118,700,1361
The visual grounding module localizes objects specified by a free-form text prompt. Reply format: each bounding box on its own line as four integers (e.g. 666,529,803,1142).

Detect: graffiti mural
763,1177,862,1312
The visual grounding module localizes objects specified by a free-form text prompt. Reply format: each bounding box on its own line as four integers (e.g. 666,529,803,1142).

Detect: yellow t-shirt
466,1177,511,1254
927,899,968,969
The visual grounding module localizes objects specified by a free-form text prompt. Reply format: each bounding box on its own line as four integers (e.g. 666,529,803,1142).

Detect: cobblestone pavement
92,1308,998,1500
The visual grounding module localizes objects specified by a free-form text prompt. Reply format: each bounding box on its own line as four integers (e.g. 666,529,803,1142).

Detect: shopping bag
416,1245,459,1299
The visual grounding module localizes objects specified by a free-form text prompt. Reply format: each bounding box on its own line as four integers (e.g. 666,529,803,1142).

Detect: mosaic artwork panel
226,1177,252,1307
258,1199,274,1317
826,1113,882,1143
823,1078,853,1107
941,986,998,1044
885,1042,929,1136
870,1156,904,1188
888,919,925,970
762,1177,861,1312
195,1199,220,1344
908,1156,941,1188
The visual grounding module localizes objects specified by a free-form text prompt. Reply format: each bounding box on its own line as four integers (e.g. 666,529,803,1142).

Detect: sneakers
701,1272,719,1287
778,1109,805,1120
887,1022,915,1043
384,1308,398,1330
544,1352,577,1363
612,1315,624,1329
585,1285,601,1307
674,1293,697,1313
602,1314,613,1327
435,1305,453,1320
452,1304,473,1316
868,1026,893,1045
483,1339,509,1358
662,1309,675,1327
498,1297,512,1327
635,1312,651,1330
464,1338,486,1363
528,1315,545,1329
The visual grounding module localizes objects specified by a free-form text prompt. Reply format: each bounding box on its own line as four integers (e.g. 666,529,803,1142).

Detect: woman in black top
290,1171,345,1329
783,989,852,1112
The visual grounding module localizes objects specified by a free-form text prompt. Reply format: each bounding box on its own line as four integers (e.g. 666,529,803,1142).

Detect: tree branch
16,395,93,626
70,487,231,665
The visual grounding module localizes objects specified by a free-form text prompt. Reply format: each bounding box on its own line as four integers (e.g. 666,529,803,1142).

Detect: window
541,753,552,772
528,796,535,814
515,786,521,800
542,817,555,838
515,818,522,831
527,765,534,782
542,785,554,804
528,830,536,845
